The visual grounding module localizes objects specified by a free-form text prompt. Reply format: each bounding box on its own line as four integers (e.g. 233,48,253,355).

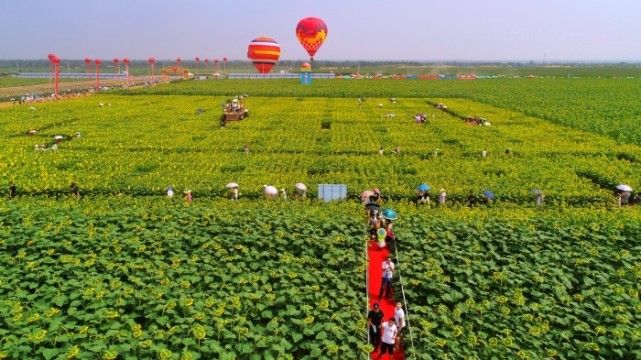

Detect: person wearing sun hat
367,302,384,352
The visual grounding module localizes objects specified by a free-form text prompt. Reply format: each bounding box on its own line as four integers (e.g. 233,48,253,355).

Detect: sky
1,0,640,62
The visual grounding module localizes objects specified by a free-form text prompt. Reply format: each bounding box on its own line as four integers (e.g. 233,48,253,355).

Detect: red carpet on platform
367,240,406,360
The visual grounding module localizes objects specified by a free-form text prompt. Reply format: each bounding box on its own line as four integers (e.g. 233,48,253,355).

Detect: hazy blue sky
2,0,640,62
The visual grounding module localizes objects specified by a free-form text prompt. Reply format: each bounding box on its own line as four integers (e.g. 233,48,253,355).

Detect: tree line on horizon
1,59,640,77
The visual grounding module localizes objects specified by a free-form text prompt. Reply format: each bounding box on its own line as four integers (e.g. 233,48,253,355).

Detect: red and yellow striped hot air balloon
296,17,328,61
247,36,281,74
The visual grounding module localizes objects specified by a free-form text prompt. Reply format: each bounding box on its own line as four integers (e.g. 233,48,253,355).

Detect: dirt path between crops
0,93,93,109
0,75,155,108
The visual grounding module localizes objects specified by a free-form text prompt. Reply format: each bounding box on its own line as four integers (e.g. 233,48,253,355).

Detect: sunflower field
1,78,641,359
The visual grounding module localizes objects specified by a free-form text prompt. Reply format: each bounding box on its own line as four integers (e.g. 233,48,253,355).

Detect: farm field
124,78,641,145
1,78,641,359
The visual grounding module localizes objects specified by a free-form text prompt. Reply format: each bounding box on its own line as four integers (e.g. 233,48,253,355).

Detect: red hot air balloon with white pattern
247,36,281,74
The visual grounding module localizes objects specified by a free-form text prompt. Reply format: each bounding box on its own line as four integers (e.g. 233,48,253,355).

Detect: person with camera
379,256,394,300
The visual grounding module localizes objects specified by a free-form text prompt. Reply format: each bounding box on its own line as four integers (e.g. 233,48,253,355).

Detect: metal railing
365,224,371,359
393,238,417,359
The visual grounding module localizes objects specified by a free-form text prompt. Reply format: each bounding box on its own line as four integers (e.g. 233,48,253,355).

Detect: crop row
120,78,641,143
3,95,641,207
0,201,371,359
395,211,641,359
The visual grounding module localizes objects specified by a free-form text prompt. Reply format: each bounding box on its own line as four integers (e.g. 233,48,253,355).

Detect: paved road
0,75,156,102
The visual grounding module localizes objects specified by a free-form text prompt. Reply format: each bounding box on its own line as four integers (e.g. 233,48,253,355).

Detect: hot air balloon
296,17,327,61
247,36,281,74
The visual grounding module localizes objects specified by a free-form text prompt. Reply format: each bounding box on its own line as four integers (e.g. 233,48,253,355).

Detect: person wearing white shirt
379,256,394,300
439,189,447,205
378,318,398,360
395,301,405,333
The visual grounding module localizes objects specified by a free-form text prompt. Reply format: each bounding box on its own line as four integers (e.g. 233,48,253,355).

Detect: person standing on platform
384,218,395,247
369,210,380,240
378,317,398,360
395,301,406,335
377,227,387,249
367,302,384,352
379,256,395,300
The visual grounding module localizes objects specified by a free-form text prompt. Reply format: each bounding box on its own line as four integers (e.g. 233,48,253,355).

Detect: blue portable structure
318,184,347,202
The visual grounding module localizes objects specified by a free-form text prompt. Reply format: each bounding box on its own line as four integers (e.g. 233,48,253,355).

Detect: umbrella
381,208,398,221
365,202,380,211
264,185,278,196
226,182,239,188
295,183,307,191
54,135,63,140
483,190,495,200
616,184,633,192
531,189,543,195
417,184,430,192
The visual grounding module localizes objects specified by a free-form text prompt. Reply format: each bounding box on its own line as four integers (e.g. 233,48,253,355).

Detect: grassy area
0,77,85,87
